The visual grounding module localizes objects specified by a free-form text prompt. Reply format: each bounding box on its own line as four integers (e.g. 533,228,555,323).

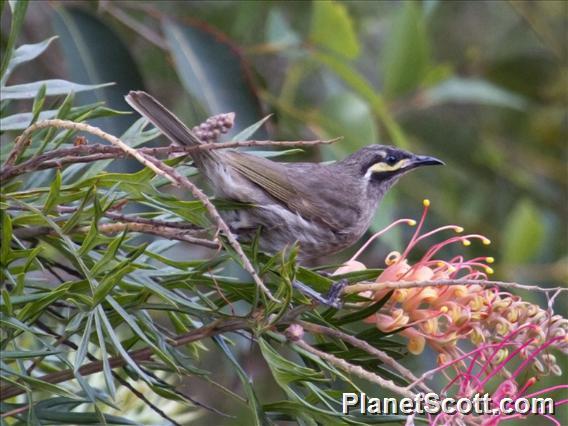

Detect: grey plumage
125,91,443,260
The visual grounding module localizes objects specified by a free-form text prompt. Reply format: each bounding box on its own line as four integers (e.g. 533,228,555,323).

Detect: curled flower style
429,326,567,425
339,200,568,376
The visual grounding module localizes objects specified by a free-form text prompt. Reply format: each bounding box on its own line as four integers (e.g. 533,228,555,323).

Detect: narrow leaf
0,0,29,81
422,77,529,110
310,0,360,59
503,199,544,263
381,2,430,98
2,36,57,86
1,79,113,100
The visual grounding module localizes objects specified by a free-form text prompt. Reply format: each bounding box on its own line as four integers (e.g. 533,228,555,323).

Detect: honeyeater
125,91,443,262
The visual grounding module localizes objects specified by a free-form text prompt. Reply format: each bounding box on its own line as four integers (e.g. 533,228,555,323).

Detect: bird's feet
292,279,347,308
324,279,348,308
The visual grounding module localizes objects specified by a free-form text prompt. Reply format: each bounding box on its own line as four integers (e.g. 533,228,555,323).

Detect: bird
125,91,443,262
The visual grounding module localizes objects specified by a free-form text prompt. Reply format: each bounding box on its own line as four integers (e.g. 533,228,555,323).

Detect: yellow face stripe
369,158,410,173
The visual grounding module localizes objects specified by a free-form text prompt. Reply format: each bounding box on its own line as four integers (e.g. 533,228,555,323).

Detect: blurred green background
3,0,566,423
10,0,566,285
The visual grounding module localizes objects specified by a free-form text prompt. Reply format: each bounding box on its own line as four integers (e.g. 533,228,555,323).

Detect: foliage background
1,0,566,424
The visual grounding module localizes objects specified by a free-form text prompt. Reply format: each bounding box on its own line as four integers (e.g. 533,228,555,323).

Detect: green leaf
10,374,79,400
233,114,273,142
215,337,269,425
1,211,13,265
260,338,325,386
1,109,57,131
422,77,529,110
162,18,264,136
33,410,138,425
0,316,49,335
502,199,544,264
2,289,13,316
11,198,98,292
0,102,127,131
332,291,393,325
74,312,93,371
106,296,179,373
1,79,113,100
61,186,93,233
327,268,382,284
17,285,70,322
0,0,29,82
1,349,63,360
381,2,430,98
93,308,116,398
2,36,57,86
78,219,99,256
0,293,46,307
98,306,152,383
43,169,62,214
56,90,75,118
310,0,360,59
296,267,333,293
92,264,134,305
30,83,47,125
90,232,127,276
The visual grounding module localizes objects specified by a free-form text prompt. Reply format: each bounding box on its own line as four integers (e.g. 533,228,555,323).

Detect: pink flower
430,326,567,425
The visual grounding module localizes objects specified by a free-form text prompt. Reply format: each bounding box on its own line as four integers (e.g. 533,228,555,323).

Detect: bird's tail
125,91,202,147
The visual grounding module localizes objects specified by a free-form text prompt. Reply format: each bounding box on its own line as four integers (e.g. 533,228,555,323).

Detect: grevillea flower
337,200,568,375
429,326,567,425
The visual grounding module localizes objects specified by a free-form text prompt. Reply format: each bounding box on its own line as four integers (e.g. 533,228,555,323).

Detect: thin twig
97,211,201,230
343,279,568,295
141,366,234,419
2,133,339,180
298,321,432,394
5,120,174,182
30,205,201,230
13,222,218,249
0,318,250,401
4,119,277,301
1,405,32,419
293,339,415,399
77,222,219,249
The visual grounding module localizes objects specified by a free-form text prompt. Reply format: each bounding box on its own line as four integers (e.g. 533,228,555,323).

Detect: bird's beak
409,155,445,168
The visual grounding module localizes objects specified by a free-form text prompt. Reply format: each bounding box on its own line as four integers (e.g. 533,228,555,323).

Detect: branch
13,220,218,249
342,279,568,295
78,223,219,249
54,205,202,230
4,119,174,181
2,133,340,180
97,211,202,230
292,338,416,399
0,318,250,401
4,119,277,301
298,321,432,394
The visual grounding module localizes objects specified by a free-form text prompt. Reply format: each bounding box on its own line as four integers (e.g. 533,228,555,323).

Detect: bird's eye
385,155,398,166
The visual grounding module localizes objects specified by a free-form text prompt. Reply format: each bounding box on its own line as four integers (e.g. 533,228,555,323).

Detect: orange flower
337,200,567,373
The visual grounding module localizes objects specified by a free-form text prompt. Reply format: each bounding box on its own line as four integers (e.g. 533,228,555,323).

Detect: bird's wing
228,152,342,229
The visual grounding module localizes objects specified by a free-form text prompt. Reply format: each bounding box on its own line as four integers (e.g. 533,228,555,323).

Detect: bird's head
341,145,444,193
